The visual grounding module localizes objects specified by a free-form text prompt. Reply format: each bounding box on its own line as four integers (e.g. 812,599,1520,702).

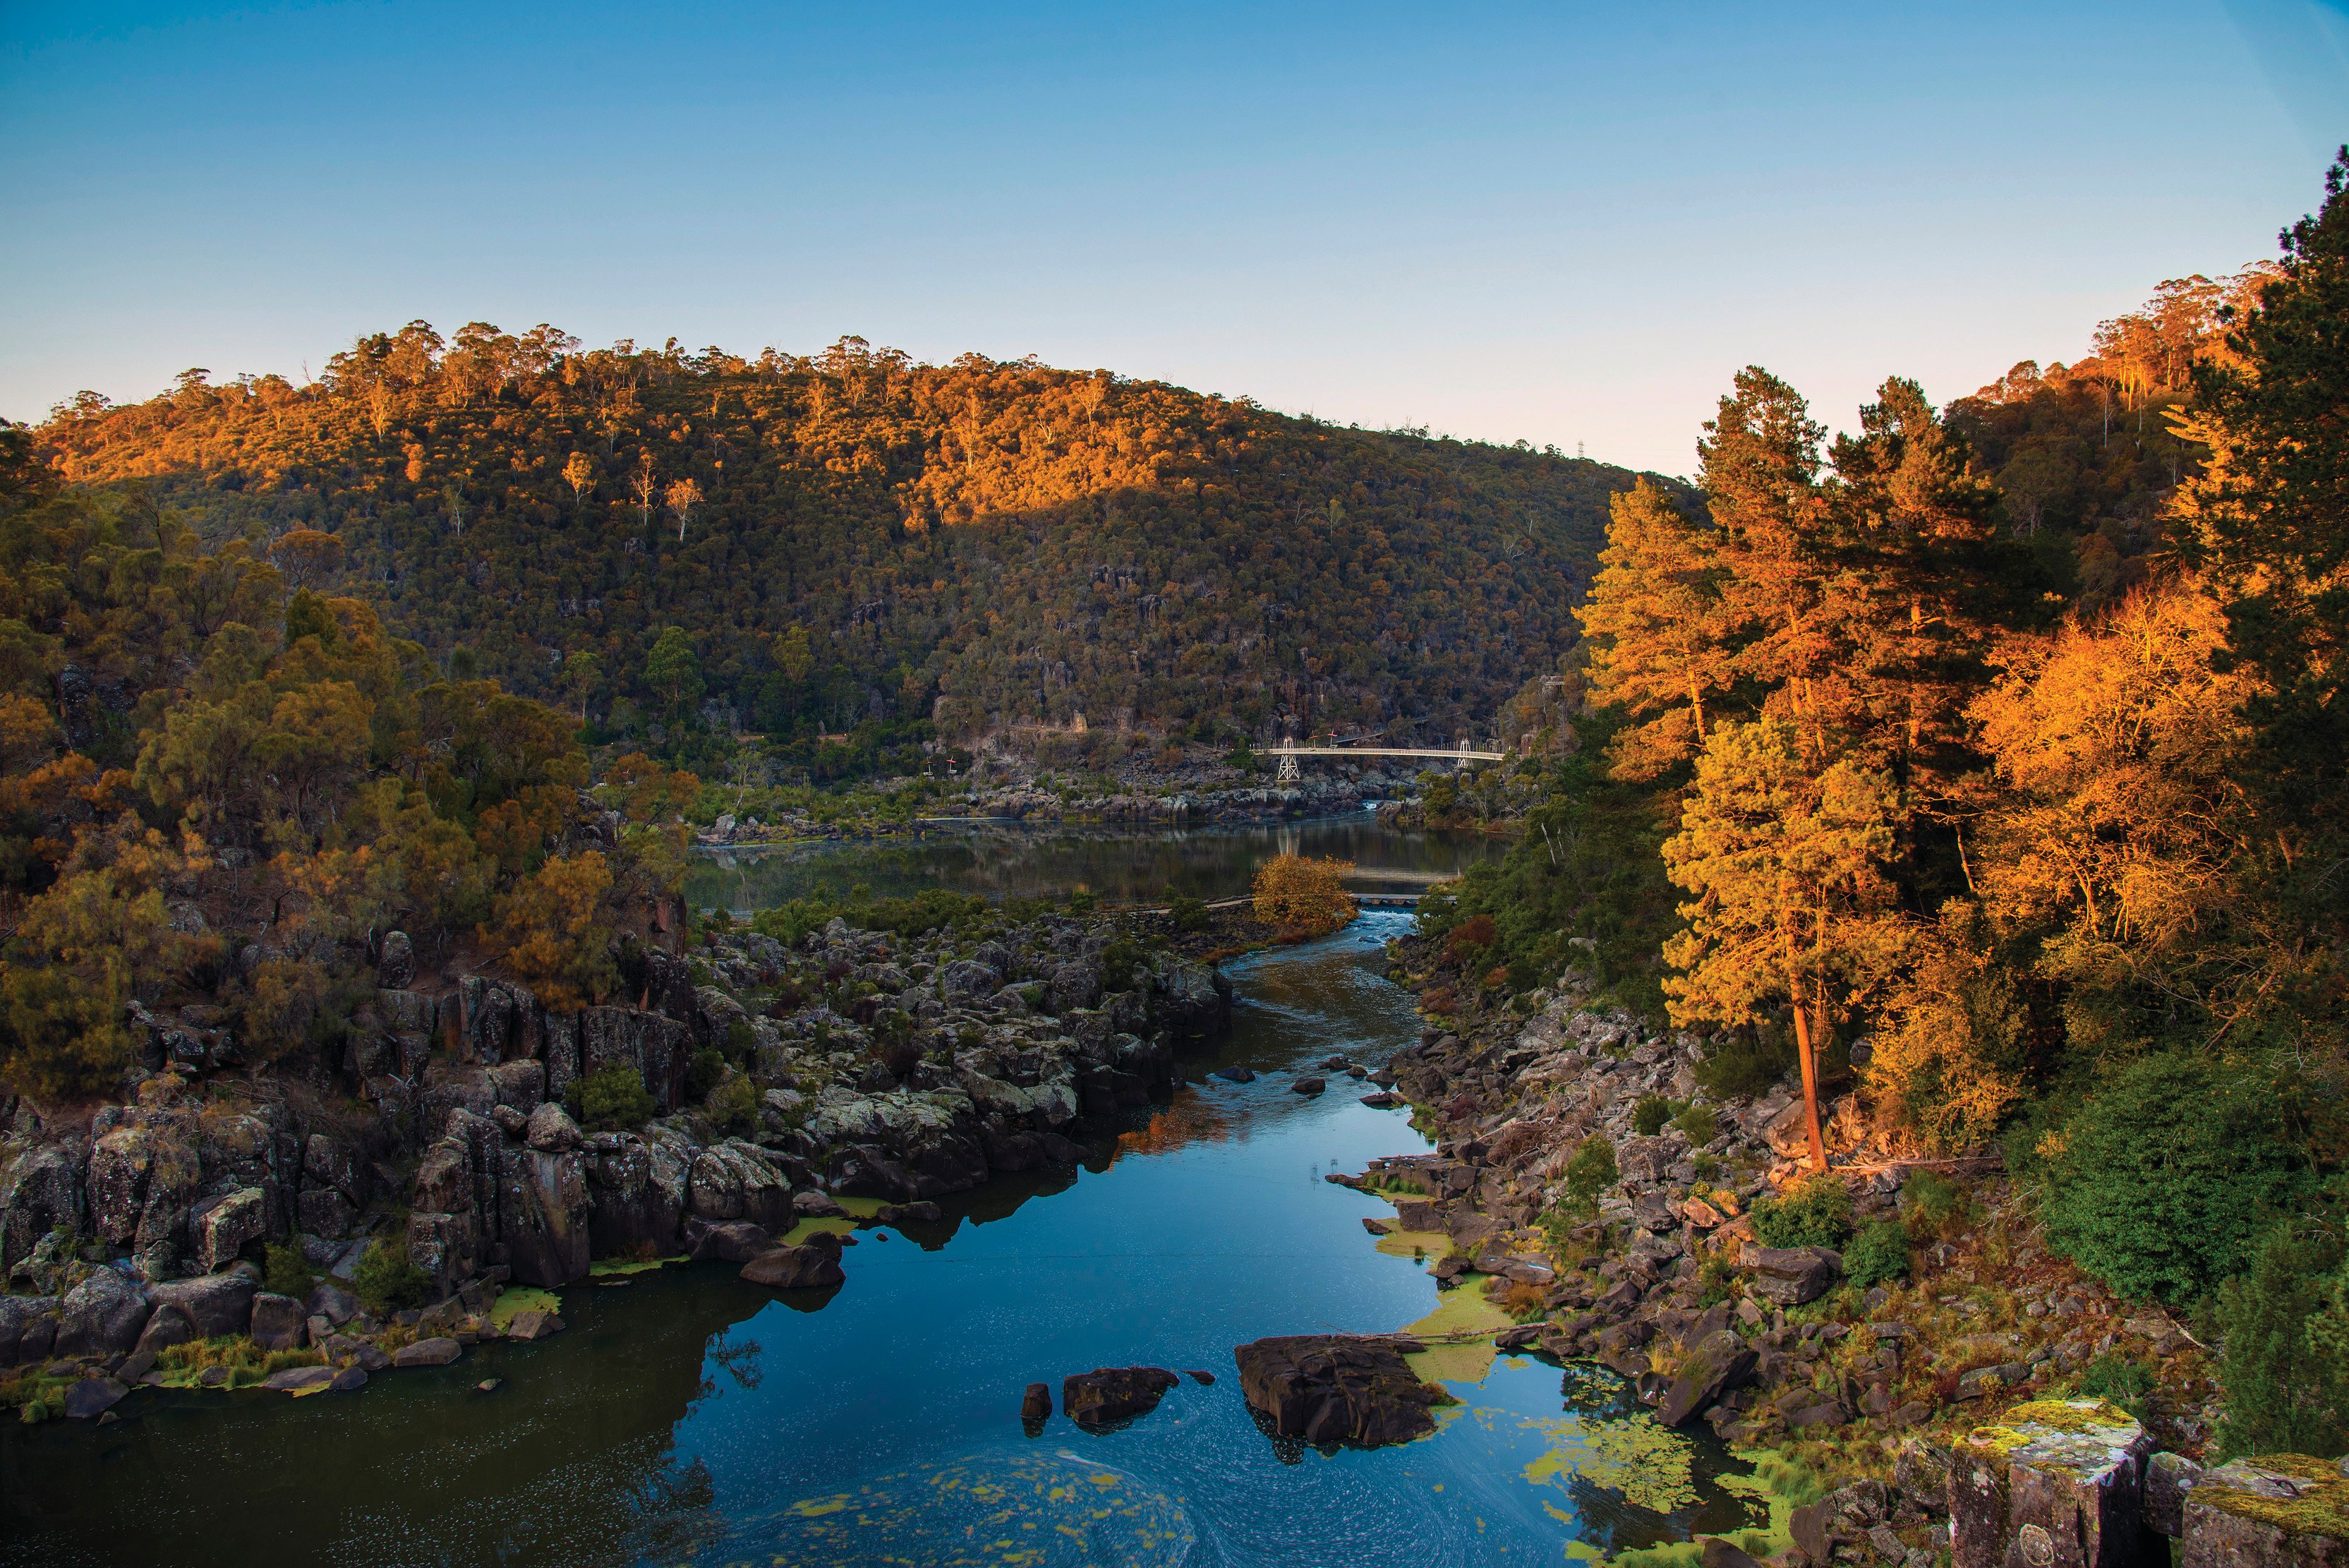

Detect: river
1,826,1762,1566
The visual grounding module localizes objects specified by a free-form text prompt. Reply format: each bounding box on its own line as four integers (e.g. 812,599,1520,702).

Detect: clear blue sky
3,1,2343,474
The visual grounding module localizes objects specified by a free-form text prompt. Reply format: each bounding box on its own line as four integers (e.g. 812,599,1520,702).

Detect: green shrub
1673,1102,1720,1145
2077,1351,2158,1423
2214,1205,2349,1460
1749,1174,1854,1250
261,1243,313,1300
1843,1220,1910,1289
578,1065,654,1132
684,1047,726,1103
1168,895,1212,933
1633,1095,1675,1138
1694,1026,1796,1100
1563,1135,1618,1213
1898,1168,1970,1236
708,1072,759,1137
2037,1053,2311,1303
724,1019,755,1056
352,1237,430,1314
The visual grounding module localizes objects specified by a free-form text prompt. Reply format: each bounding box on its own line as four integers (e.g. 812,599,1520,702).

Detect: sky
2,1,2344,476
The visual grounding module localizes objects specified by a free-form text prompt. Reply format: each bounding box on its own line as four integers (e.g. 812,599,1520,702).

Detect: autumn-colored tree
1865,902,2029,1152
267,528,346,592
601,751,701,823
1971,578,2271,1052
562,452,595,509
1252,853,1358,941
1575,478,1733,780
481,850,617,1011
665,476,703,543
1661,718,1907,1169
561,649,602,722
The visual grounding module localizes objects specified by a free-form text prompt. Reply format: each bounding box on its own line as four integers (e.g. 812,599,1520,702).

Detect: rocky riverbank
0,907,1231,1421
1314,929,2345,1568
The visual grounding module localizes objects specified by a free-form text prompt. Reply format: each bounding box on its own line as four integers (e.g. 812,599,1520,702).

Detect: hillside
34,333,1664,757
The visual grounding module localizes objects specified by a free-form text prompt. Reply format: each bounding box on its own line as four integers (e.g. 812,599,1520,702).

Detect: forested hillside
32,337,1656,756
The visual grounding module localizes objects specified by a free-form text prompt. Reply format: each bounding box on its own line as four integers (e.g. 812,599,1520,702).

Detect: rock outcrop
1233,1334,1447,1449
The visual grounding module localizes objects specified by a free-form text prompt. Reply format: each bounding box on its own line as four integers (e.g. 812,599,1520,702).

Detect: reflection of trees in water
1112,1092,1233,1159
0,1270,774,1568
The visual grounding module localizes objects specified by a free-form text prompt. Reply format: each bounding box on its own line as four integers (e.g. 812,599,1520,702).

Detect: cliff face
0,907,1231,1370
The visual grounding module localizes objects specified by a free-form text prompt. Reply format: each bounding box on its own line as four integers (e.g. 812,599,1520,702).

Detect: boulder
248,1291,306,1351
2181,1457,2348,1568
378,931,415,989
135,1304,197,1355
739,1246,846,1291
260,1365,338,1394
54,1267,152,1358
1061,1366,1180,1430
0,1294,59,1367
1761,1098,1817,1160
1743,1243,1842,1305
1657,1329,1758,1425
525,1102,582,1152
1951,1398,2156,1568
686,1219,774,1264
1701,1539,1768,1568
585,1133,690,1258
505,1308,563,1341
194,1187,269,1273
792,1190,848,1219
306,1279,362,1327
393,1337,463,1368
1290,1078,1327,1096
1233,1334,1447,1449
1021,1382,1052,1423
150,1273,257,1339
330,1366,370,1392
62,1375,129,1420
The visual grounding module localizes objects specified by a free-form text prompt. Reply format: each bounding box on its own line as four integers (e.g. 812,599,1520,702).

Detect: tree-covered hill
35,333,1666,752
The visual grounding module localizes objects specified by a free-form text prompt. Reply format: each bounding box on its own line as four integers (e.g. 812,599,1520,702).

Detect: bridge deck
1270,746,1507,761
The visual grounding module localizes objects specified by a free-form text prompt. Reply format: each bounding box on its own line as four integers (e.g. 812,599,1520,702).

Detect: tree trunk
1787,994,1828,1172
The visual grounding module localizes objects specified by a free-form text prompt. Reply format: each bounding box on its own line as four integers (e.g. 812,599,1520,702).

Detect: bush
577,1064,653,1133
1843,1221,1910,1289
2037,1053,2311,1303
1632,1095,1675,1137
352,1236,430,1314
1750,1174,1854,1249
683,1047,726,1103
262,1243,313,1299
2078,1352,2159,1424
1563,1135,1618,1213
1898,1167,1970,1236
1168,895,1212,933
1693,1026,1796,1100
2213,1205,2349,1460
1673,1102,1720,1145
1252,854,1356,941
708,1072,759,1137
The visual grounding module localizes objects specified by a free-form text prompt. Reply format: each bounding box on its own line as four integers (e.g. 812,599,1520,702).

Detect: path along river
1,824,1765,1567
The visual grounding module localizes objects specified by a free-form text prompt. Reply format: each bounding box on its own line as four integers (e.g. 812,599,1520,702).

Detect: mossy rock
1952,1399,2152,1568
2184,1456,2349,1568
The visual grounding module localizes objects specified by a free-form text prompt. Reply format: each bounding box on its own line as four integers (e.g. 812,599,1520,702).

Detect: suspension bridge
1268,740,1507,783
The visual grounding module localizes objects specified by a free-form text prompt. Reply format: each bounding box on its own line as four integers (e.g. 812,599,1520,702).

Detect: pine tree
1576,478,1735,780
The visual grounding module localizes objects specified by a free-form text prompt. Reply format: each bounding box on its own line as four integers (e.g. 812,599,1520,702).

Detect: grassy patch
588,1255,683,1277
490,1286,561,1329
780,1217,857,1248
152,1337,325,1391
1401,1274,1515,1384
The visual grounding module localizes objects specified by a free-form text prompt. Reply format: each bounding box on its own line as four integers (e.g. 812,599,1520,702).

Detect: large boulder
1233,1334,1447,1449
686,1219,774,1264
1743,1243,1842,1306
1,1144,85,1277
586,1132,691,1258
1061,1367,1180,1430
149,1272,257,1339
54,1267,152,1357
1657,1329,1758,1425
2180,1457,2348,1568
1951,1399,2156,1568
739,1246,846,1291
687,1142,792,1230
941,960,1001,1005
0,1294,60,1366
500,1142,592,1287
194,1186,270,1273
248,1291,306,1351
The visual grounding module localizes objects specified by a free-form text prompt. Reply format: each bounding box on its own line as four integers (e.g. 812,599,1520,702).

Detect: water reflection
1,910,1756,1568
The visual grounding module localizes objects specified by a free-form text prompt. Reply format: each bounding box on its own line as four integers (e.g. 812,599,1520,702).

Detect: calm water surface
3,872,1761,1565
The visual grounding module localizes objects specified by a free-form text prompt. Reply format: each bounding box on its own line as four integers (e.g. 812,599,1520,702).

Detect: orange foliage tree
1251,854,1358,942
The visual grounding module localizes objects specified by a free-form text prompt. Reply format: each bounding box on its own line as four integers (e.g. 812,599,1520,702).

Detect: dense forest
1423,155,2347,1408
31,336,1664,761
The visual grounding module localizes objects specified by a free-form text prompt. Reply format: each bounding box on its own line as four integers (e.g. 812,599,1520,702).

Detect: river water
1,828,1763,1567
